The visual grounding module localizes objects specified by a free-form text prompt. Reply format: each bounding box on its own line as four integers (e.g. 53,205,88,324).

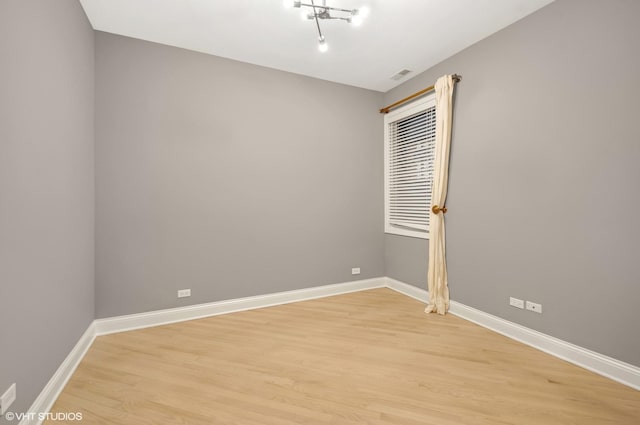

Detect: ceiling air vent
390,69,412,81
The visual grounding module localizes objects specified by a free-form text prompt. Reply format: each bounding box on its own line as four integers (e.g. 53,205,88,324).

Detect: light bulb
350,5,369,26
318,37,328,53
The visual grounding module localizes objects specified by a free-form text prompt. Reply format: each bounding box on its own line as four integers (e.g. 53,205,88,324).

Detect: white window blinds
384,95,436,238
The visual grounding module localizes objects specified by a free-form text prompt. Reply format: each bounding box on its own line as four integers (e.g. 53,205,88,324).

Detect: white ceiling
79,0,554,92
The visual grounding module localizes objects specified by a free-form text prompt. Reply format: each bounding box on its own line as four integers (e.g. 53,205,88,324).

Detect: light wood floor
47,288,639,424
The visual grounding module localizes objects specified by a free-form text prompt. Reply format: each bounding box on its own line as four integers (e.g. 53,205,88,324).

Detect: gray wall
95,33,384,318
384,0,640,366
0,0,95,420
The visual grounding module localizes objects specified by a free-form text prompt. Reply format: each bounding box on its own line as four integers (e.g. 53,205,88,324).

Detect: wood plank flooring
47,288,639,424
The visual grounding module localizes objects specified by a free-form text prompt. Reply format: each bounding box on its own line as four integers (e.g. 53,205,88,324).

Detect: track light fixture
283,0,369,52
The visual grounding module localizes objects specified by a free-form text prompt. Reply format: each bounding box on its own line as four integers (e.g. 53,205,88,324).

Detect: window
384,94,436,239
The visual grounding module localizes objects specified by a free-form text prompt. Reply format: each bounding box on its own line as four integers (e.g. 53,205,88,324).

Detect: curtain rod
379,74,461,114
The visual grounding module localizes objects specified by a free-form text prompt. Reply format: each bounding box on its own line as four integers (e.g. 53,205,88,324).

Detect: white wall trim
19,322,96,425
19,278,385,424
384,277,429,303
94,277,386,336
385,277,640,391
20,276,639,425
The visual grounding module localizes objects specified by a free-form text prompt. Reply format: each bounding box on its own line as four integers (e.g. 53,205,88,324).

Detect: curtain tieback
432,205,448,214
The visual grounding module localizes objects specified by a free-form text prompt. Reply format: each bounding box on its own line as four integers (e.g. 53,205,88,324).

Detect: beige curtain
425,75,454,315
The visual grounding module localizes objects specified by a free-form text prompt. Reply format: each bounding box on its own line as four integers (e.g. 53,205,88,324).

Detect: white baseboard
19,322,96,425
385,277,640,391
19,278,385,424
94,277,386,336
21,276,639,425
384,277,429,303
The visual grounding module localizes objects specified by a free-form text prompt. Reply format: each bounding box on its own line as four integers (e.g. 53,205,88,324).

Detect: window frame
383,93,436,240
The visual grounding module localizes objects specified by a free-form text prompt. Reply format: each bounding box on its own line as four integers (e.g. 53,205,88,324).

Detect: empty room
1,0,639,424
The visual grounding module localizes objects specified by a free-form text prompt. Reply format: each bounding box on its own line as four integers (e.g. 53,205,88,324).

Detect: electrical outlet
177,289,191,298
1,383,16,415
509,297,524,309
351,267,361,275
526,301,542,314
